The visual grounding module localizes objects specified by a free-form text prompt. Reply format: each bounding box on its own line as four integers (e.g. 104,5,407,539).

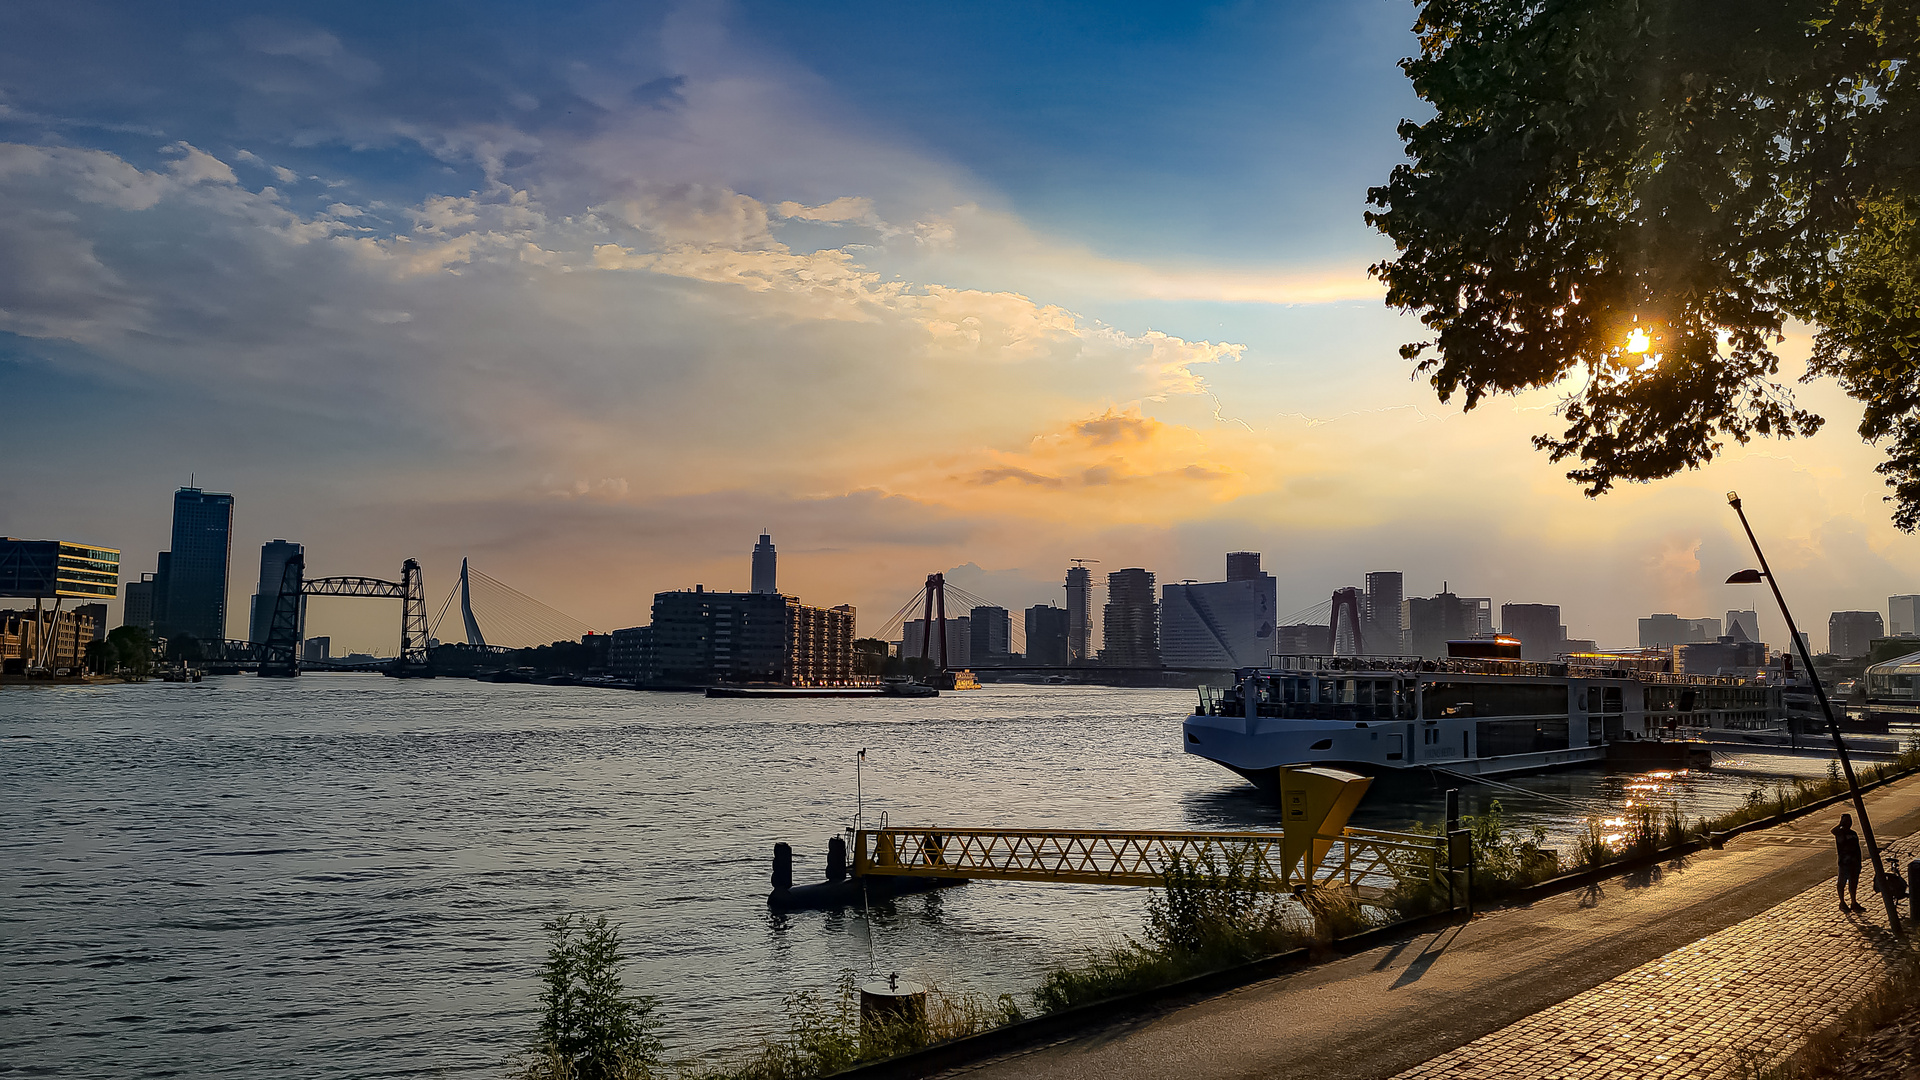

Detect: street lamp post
1726,491,1902,933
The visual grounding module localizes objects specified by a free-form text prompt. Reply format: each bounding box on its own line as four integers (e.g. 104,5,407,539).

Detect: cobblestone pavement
1392,836,1919,1080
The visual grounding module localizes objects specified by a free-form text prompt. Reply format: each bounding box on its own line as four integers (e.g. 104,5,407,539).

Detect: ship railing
851,825,1448,895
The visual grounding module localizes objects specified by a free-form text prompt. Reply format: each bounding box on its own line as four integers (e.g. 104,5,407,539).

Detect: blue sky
1,1,1911,652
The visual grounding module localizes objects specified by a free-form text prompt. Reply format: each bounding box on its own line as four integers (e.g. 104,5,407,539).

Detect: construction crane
1069,558,1101,566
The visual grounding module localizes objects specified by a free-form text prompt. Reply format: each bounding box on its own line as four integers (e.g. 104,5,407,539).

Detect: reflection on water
0,678,1883,1079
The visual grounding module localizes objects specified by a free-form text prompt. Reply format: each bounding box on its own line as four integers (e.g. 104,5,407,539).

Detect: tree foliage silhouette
1368,0,1920,524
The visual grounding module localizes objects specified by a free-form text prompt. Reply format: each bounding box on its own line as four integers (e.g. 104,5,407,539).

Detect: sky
1,0,1915,654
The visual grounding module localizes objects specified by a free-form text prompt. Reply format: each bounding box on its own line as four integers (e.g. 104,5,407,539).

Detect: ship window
1309,739,1333,750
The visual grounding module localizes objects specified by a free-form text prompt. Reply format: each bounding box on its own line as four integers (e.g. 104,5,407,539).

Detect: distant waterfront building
1364,571,1404,653
1226,551,1263,582
0,606,102,672
901,617,972,668
150,551,172,632
1725,609,1763,644
1677,623,1769,676
301,637,331,663
1276,622,1330,655
1830,611,1885,658
0,538,121,602
1500,603,1563,662
1405,590,1483,659
1461,597,1494,636
1066,565,1094,662
1639,613,1721,649
248,539,304,643
608,625,653,683
648,586,855,686
122,574,156,630
1101,568,1159,667
1890,595,1920,638
1161,566,1276,669
1024,605,1070,667
162,487,235,645
969,606,1011,664
752,533,778,594
75,603,107,641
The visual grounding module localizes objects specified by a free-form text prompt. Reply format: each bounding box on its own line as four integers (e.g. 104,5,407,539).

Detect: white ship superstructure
1185,642,1781,787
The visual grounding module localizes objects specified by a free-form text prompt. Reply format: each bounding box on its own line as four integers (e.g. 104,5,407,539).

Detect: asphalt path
945,777,1920,1080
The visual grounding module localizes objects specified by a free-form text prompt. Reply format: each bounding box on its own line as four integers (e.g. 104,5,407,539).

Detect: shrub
517,914,663,1080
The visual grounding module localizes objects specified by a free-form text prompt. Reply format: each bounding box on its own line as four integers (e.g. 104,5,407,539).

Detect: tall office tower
1499,603,1563,661
1829,610,1885,657
1363,571,1404,652
1724,609,1763,643
1405,590,1480,659
1890,595,1920,637
1225,551,1262,582
1024,605,1070,666
751,533,777,594
1101,568,1160,667
1162,573,1277,669
248,539,304,643
1065,565,1093,662
151,552,172,632
162,487,235,644
969,606,1011,664
122,573,156,631
1639,614,1721,648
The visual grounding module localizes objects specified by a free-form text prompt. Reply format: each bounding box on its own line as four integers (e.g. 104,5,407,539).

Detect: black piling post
827,836,848,883
772,842,793,893
1446,788,1459,833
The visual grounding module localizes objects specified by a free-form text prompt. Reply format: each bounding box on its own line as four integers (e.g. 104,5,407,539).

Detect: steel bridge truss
258,555,430,678
852,824,1447,895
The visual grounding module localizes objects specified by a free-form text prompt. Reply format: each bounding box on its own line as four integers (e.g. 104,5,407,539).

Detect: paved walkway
948,778,1920,1080
1394,836,1916,1079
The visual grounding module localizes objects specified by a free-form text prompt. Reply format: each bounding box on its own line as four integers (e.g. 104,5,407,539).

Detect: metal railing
852,825,1446,893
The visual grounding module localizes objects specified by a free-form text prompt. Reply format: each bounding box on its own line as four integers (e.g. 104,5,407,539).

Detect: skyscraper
751,533,777,594
1065,565,1093,662
1225,551,1263,582
1363,571,1404,653
1101,568,1159,667
249,539,304,643
1162,573,1277,669
1724,609,1763,643
1499,603,1562,661
1024,605,1070,666
1829,611,1884,657
162,487,235,644
969,606,1010,664
1889,595,1920,637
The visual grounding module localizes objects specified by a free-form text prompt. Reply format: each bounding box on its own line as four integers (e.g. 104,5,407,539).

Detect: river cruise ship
1185,639,1782,788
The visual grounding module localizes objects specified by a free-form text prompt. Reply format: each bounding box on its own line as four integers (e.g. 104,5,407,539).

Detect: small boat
881,677,938,698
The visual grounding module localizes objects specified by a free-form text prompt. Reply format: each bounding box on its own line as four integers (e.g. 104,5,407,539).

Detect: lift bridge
254,556,595,677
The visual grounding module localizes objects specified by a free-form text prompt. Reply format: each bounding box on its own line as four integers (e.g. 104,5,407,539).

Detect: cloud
774,196,876,223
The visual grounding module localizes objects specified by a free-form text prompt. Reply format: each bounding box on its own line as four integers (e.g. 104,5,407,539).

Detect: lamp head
1726,569,1765,585
1726,490,1741,509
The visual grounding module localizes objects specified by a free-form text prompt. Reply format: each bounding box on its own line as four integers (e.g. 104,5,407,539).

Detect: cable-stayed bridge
238,556,596,677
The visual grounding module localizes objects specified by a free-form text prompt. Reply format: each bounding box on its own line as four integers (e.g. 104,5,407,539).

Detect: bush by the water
515,914,664,1080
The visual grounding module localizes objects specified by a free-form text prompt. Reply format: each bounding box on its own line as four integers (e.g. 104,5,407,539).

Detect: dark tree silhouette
1368,0,1920,523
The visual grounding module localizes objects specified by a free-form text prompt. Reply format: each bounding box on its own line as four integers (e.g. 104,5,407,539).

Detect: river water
0,677,1868,1078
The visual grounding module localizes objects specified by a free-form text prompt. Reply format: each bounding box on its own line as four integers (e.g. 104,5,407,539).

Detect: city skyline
5,4,1919,654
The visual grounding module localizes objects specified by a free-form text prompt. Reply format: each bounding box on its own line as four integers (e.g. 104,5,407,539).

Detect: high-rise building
301,637,331,662
608,625,652,683
1363,571,1404,653
74,603,107,642
751,533,777,594
150,552,172,632
122,573,156,631
1162,573,1277,669
1890,595,1920,637
1499,603,1563,661
969,606,1011,664
249,539,304,643
648,587,853,686
1225,551,1263,582
1065,565,1093,662
0,538,120,602
1024,605,1070,667
1639,614,1721,648
162,487,235,644
900,617,971,667
1276,622,1331,654
1724,609,1763,643
1829,611,1885,658
1101,568,1159,667
1405,591,1482,659
1461,597,1494,635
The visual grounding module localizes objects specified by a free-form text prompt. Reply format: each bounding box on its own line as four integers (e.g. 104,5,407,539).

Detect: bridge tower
1328,587,1366,655
457,558,485,648
916,572,949,669
397,559,431,676
259,553,305,677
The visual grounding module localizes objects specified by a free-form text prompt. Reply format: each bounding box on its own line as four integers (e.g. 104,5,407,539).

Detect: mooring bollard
772,842,793,893
859,972,926,1036
826,835,848,883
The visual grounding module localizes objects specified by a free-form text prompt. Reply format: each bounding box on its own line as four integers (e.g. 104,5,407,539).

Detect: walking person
1833,813,1864,912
